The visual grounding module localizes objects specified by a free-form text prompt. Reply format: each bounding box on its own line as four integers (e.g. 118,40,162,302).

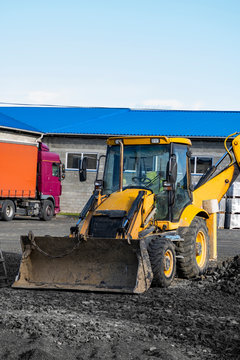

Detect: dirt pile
204,255,240,294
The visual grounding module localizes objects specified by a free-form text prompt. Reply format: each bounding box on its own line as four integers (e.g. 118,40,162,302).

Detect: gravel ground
0,218,240,360
0,252,239,359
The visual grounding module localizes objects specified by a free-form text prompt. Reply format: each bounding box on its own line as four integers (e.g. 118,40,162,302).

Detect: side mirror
79,157,87,182
168,154,177,184
94,154,106,190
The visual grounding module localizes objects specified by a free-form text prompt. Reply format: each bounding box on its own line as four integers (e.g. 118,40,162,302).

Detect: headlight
151,138,160,144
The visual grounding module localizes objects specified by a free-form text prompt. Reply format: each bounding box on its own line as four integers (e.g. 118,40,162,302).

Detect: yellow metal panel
108,137,167,146
129,195,155,238
96,189,150,212
129,210,142,239
178,204,209,227
155,221,179,231
79,211,92,237
107,136,192,146
156,204,209,231
169,137,192,146
143,193,155,215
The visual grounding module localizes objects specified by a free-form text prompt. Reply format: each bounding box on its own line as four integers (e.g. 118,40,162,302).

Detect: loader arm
88,188,155,240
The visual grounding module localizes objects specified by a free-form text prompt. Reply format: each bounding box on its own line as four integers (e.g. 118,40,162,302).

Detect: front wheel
177,217,209,278
148,237,176,287
40,200,54,221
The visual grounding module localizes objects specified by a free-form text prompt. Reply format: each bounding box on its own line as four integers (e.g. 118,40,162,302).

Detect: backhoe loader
13,132,240,293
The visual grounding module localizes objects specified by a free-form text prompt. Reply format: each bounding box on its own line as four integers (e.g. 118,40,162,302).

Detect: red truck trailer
0,139,64,221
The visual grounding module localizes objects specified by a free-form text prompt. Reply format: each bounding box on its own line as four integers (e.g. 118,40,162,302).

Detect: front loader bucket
12,234,153,294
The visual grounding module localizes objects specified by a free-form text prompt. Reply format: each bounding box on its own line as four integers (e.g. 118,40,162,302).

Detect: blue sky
1,1,240,110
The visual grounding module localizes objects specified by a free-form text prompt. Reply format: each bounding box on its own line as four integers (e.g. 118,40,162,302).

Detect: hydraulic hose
224,132,240,165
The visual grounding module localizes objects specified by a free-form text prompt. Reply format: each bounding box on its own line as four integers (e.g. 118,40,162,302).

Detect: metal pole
116,140,124,192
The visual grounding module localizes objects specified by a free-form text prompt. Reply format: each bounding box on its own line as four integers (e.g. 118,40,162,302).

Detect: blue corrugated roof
0,106,239,137
0,111,41,132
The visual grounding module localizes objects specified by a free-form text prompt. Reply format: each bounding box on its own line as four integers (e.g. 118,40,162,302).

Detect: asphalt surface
0,215,77,253
0,215,240,260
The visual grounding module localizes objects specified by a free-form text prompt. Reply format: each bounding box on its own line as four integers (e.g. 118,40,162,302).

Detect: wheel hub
196,242,202,256
164,257,171,272
6,206,13,217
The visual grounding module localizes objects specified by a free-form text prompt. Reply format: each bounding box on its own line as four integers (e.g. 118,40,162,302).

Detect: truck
13,132,240,293
0,137,64,221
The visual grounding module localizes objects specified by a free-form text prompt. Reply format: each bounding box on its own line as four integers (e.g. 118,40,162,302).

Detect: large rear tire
177,217,209,278
148,237,176,287
40,200,54,221
1,200,15,221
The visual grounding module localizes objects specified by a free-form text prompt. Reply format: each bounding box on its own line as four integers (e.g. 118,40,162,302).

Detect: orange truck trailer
0,138,64,221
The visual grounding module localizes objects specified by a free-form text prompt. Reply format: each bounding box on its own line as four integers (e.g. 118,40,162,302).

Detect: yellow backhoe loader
13,132,240,293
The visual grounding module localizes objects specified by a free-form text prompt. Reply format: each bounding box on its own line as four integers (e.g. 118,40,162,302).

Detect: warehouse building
0,106,239,227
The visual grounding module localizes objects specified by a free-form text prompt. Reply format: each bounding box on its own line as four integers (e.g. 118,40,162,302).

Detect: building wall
43,135,239,213
0,130,40,144
43,135,107,213
190,138,230,185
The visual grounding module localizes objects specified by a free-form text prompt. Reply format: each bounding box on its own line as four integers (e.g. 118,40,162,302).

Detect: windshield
103,144,170,195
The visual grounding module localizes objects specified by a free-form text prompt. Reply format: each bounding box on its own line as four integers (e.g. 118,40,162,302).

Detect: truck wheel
2,200,15,221
177,217,209,278
40,200,54,221
148,237,176,287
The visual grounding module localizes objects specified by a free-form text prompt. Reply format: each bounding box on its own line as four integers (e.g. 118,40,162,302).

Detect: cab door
171,144,192,222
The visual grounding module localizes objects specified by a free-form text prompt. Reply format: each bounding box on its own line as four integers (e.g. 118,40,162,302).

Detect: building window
190,156,213,175
66,152,98,171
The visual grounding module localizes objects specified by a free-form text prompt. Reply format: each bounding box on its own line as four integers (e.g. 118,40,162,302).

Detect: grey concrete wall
43,135,107,213
190,138,237,185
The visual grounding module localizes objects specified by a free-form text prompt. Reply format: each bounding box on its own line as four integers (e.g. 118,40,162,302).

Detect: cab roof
107,136,192,146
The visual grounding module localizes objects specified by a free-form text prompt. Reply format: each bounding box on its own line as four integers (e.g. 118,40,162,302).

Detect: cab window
171,144,191,221
52,163,60,177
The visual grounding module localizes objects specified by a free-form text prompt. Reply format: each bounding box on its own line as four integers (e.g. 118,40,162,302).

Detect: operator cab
102,136,192,222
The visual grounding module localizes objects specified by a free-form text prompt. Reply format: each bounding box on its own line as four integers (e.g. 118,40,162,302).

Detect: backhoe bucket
12,234,153,294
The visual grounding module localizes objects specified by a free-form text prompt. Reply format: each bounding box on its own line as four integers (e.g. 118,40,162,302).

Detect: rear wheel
1,200,15,221
40,200,54,221
177,217,209,278
148,237,176,287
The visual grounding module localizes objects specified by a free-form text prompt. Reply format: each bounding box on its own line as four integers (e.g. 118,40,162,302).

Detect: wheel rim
164,250,174,278
6,205,13,218
196,230,206,268
46,205,52,217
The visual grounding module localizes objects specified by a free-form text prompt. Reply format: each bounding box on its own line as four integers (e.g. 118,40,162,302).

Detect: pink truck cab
0,140,64,221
